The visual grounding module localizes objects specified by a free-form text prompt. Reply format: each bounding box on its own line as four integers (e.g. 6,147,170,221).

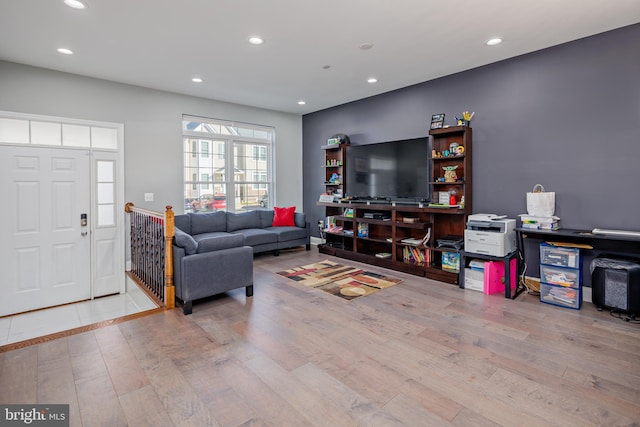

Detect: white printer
464,214,516,257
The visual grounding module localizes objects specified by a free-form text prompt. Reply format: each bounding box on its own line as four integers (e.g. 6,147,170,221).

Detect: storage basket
523,276,540,294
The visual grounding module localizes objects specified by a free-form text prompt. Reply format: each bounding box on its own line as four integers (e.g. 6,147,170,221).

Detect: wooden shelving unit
318,126,473,285
321,143,347,200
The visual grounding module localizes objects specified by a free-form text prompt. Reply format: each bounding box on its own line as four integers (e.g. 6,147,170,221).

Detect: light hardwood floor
1,247,639,427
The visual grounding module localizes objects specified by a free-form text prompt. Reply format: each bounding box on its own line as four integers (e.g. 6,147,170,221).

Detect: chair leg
274,249,280,256
183,300,192,315
306,243,311,250
246,284,254,297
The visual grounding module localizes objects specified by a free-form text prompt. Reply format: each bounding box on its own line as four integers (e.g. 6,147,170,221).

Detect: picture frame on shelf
430,113,445,130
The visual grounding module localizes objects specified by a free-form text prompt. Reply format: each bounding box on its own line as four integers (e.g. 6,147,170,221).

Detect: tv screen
346,137,430,202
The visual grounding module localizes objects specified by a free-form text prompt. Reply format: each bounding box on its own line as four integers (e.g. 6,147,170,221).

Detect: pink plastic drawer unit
484,259,517,295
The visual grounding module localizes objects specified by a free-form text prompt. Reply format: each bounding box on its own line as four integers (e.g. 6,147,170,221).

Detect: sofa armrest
177,246,253,302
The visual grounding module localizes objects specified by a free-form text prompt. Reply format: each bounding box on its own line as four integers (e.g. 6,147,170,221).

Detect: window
0,115,119,149
201,173,210,189
252,171,267,190
182,116,274,212
252,145,266,161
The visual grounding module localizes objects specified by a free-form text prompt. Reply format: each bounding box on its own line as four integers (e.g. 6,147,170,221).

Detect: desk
516,228,640,291
459,250,520,299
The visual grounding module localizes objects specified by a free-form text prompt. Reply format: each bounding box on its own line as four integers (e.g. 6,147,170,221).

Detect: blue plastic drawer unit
540,283,582,309
540,243,580,268
540,243,582,309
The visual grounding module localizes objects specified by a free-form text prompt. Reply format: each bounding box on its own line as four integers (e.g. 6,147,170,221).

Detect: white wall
0,60,303,213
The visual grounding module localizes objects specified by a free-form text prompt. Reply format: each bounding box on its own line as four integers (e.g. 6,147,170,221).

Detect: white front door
0,145,91,316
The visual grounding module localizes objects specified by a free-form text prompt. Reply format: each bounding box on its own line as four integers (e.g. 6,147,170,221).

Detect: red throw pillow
272,206,296,227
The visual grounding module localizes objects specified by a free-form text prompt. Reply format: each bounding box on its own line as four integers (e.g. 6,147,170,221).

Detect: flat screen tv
346,137,430,203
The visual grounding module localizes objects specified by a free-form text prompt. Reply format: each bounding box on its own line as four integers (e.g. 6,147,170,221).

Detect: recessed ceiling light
64,0,86,9
248,36,264,45
191,77,203,83
297,100,306,105
322,65,331,70
57,48,73,55
359,43,374,50
367,78,378,84
486,37,503,46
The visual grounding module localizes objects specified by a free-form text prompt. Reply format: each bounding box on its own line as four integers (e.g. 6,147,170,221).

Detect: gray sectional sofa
171,209,310,314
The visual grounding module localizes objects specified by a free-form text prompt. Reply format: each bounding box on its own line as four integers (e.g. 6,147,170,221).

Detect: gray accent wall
303,24,640,237
0,60,303,214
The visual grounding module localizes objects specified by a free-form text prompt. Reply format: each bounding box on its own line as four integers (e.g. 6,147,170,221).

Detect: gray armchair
172,232,253,315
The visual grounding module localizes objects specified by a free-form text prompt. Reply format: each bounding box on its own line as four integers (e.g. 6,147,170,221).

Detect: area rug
277,260,402,300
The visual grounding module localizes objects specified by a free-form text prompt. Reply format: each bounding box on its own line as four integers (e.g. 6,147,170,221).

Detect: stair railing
124,203,175,309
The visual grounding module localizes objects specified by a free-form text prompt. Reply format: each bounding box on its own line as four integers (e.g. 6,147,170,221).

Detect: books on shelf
441,251,461,273
519,214,560,230
521,221,560,230
400,228,431,247
325,215,337,231
403,246,429,265
357,223,369,238
375,252,392,259
401,237,423,245
402,217,419,223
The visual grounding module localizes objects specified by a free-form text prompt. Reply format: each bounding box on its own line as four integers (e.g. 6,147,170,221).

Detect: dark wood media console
318,202,467,284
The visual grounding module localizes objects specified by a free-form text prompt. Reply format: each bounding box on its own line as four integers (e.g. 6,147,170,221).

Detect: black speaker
591,257,640,314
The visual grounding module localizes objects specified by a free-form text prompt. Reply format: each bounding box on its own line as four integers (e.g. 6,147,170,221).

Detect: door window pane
0,118,29,144
91,127,118,149
96,160,115,227
31,121,62,146
63,124,91,147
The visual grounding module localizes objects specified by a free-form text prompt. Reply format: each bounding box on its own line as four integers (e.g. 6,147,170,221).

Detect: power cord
317,220,325,243
609,310,640,324
518,249,539,295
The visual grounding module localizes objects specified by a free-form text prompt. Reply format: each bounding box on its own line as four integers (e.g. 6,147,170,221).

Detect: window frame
182,116,274,212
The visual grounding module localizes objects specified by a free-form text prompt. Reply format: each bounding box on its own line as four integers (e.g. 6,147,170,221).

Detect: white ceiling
1,0,639,115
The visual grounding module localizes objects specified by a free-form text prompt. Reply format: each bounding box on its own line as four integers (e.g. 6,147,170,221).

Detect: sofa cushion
272,206,296,226
227,210,261,232
174,214,191,235
189,211,227,235
264,226,308,242
196,233,245,254
231,228,278,246
192,231,233,242
294,212,306,229
174,227,197,255
258,209,274,228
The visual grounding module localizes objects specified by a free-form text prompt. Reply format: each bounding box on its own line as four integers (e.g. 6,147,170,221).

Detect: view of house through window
182,116,273,213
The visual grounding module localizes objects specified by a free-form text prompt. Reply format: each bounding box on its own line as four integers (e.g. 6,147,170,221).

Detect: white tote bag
526,184,555,217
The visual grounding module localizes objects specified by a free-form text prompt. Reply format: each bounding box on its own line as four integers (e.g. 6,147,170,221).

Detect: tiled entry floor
0,275,158,346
